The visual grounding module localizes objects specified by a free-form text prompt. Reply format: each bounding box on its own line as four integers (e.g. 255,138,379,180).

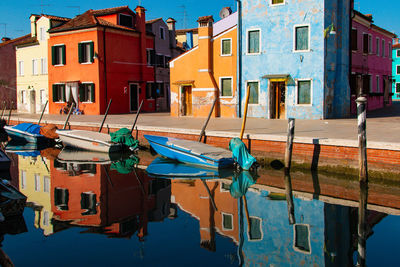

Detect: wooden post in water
198,97,217,143
284,171,296,225
63,103,75,130
99,99,112,133
284,118,295,171
130,100,144,134
0,101,6,119
7,101,13,125
356,96,368,267
37,100,48,125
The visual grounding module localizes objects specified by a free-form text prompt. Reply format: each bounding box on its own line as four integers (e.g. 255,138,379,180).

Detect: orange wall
170,26,237,118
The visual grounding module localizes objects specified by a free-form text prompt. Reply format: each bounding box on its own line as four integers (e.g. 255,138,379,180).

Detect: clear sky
0,0,399,39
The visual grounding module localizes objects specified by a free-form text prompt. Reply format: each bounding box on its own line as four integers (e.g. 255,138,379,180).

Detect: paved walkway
5,101,400,150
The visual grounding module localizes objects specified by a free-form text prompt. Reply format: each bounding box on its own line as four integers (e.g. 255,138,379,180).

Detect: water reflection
1,148,399,266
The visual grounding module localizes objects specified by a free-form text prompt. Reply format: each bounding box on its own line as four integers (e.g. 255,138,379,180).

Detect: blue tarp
13,123,41,135
228,138,257,170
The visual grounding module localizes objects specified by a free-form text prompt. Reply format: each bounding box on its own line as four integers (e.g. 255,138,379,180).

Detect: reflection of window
81,192,97,215
221,183,230,192
222,213,233,230
20,170,26,189
220,77,233,97
295,25,309,51
247,30,260,54
34,174,40,191
294,224,311,253
247,81,259,104
297,80,311,105
248,217,262,241
54,188,69,210
43,211,49,226
43,176,50,193
79,83,95,102
271,0,284,5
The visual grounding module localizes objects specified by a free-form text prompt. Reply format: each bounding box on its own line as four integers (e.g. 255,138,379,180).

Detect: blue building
240,0,351,119
392,41,400,100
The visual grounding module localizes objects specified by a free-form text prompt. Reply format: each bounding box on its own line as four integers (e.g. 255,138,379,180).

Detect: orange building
47,6,156,115
170,11,237,118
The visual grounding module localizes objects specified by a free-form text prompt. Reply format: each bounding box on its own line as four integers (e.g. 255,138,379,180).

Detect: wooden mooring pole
284,118,295,171
356,96,368,267
7,101,13,125
284,172,296,225
63,103,75,130
0,101,6,119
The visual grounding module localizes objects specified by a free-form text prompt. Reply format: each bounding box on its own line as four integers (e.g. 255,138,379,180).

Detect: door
29,90,36,114
182,86,192,116
129,83,139,112
270,82,286,119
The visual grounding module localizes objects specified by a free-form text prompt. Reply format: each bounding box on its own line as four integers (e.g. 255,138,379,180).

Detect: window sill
54,64,65,67
81,101,94,104
293,49,310,53
296,104,312,106
54,101,66,103
80,62,93,65
220,96,233,99
221,54,232,57
246,52,261,56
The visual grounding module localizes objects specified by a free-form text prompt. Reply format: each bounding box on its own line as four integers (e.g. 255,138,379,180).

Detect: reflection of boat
0,179,26,218
144,135,234,169
56,147,124,165
146,157,234,179
0,150,10,171
4,123,48,143
56,129,123,153
5,139,51,155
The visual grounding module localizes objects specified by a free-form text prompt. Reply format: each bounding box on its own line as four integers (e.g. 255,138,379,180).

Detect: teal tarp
228,138,257,170
230,171,256,199
110,128,139,149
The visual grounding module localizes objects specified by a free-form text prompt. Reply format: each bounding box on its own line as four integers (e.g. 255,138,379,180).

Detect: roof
176,28,198,35
393,43,400,49
30,13,70,22
146,18,163,24
0,34,32,48
353,10,373,22
49,8,139,34
92,6,133,16
197,15,213,23
371,24,397,38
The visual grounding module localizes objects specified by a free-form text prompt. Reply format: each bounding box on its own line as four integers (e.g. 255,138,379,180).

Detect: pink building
350,11,396,113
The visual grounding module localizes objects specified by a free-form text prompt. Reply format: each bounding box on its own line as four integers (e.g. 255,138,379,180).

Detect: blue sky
0,0,399,39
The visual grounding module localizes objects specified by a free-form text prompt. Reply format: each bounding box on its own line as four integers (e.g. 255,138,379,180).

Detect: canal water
1,146,399,266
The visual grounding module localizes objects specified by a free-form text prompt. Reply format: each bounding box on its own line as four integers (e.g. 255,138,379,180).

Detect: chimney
30,14,39,37
1,37,10,43
197,15,214,73
135,6,146,33
166,17,176,32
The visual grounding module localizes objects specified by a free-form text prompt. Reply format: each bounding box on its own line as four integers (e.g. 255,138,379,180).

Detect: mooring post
284,172,296,225
0,101,6,119
7,101,13,125
284,118,295,171
356,96,368,267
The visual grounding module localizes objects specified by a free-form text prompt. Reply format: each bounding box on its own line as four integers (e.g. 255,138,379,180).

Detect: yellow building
170,12,237,118
16,14,69,113
18,154,54,236
175,28,199,50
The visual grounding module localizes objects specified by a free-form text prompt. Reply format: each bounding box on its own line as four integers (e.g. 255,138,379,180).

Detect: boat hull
144,135,233,169
56,130,122,153
0,149,10,171
4,125,47,143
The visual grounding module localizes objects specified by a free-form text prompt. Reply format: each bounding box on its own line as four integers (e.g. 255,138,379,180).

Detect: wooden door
129,84,139,112
182,86,192,116
271,82,286,119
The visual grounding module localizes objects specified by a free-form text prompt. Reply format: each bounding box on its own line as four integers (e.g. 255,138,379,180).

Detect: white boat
56,129,123,153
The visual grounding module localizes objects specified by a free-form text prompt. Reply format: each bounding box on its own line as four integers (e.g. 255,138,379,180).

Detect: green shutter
79,84,85,102
90,42,94,63
51,46,56,65
90,83,95,102
52,85,57,102
78,43,83,63
61,85,66,102
61,45,66,65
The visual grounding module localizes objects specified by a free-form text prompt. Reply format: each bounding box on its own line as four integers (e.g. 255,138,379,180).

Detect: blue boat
144,135,234,169
146,157,234,179
4,123,47,143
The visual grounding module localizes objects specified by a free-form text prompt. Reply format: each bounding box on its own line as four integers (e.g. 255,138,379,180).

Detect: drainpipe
103,26,108,113
236,0,242,118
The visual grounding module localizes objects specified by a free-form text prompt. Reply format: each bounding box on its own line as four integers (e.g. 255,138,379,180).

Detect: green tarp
110,128,139,149
110,157,140,174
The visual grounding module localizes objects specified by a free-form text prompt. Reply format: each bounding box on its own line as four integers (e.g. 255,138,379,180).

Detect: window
294,25,309,51
39,27,46,41
294,224,311,253
21,90,26,104
247,81,259,104
81,192,97,216
52,84,66,102
79,83,95,102
18,61,24,76
54,188,69,211
221,38,232,56
396,83,400,93
376,37,380,55
247,29,260,54
248,217,262,241
119,14,133,28
20,170,26,189
41,58,47,74
34,174,40,191
363,75,372,94
165,56,171,68
397,49,400,58
350,74,357,96
297,80,311,105
146,82,156,99
363,34,368,54
397,65,400,75
147,49,155,66
220,77,233,97
156,82,164,97
271,0,284,5
32,59,38,75
43,176,50,193
222,213,233,230
351,29,358,51
51,45,65,65
382,39,385,57
389,43,392,57
376,76,380,93
160,27,165,40
156,54,165,67
40,89,46,105
368,35,372,54
78,42,94,64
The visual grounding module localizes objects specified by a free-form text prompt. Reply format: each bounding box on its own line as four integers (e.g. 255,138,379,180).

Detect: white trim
79,40,93,44
246,28,261,55
170,46,199,64
295,79,313,106
199,36,211,40
192,88,217,92
220,38,232,56
219,76,233,98
293,224,312,254
198,69,211,72
211,26,237,41
53,43,65,46
293,24,311,53
270,0,285,6
221,212,234,231
245,80,260,105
